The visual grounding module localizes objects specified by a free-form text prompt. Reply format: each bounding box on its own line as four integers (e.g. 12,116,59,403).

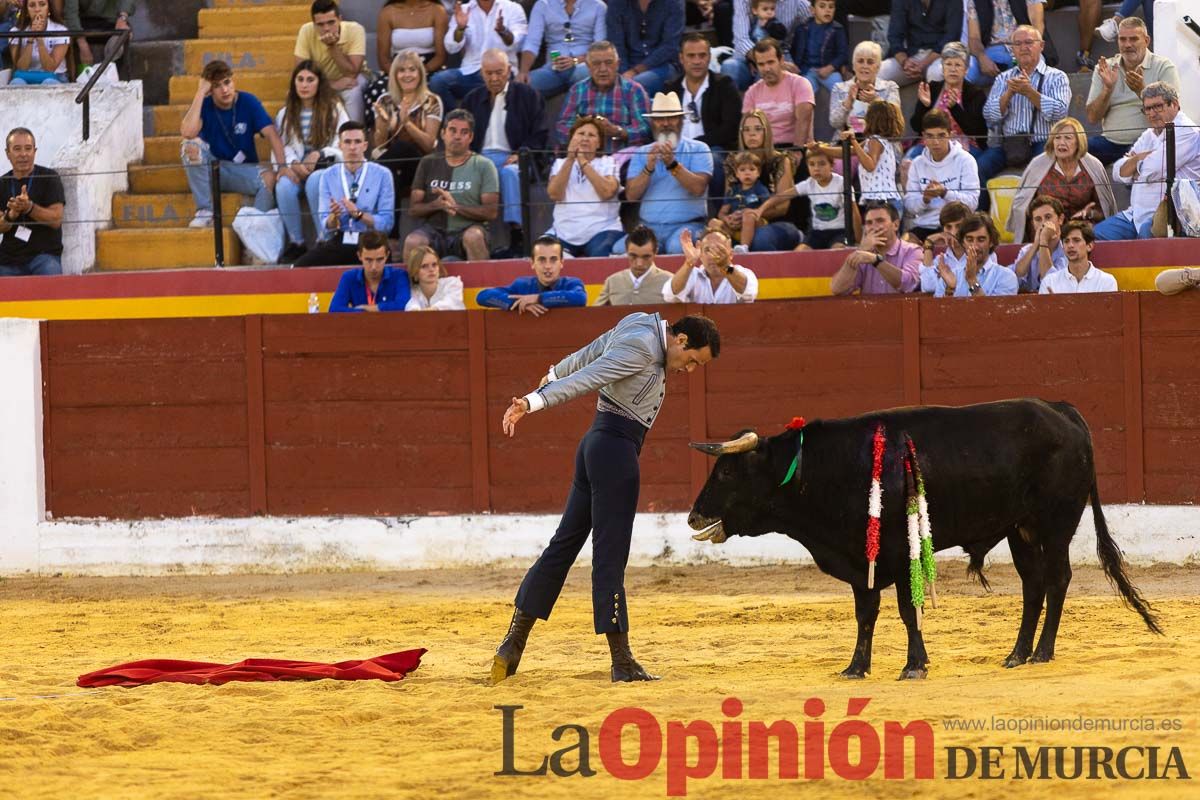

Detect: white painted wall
1156,1,1200,119
0,82,143,275
1,321,1197,576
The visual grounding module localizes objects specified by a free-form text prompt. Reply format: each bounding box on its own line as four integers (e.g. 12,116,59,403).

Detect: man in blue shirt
605,0,683,97
613,91,713,255
517,0,606,99
477,235,587,313
327,230,411,312
295,121,396,267
179,60,287,229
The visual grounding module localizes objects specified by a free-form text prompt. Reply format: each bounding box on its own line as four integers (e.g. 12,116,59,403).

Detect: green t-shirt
412,153,499,233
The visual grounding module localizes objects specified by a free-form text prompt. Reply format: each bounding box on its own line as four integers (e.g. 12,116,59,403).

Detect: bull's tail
1090,475,1163,635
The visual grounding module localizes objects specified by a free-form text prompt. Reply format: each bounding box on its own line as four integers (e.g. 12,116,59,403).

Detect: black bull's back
687,398,1159,677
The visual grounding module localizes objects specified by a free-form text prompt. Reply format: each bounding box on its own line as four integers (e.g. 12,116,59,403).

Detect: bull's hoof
898,667,929,680
1003,654,1029,669
1029,650,1055,664
839,666,869,679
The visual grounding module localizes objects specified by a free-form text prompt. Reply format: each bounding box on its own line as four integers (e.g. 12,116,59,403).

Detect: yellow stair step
212,0,309,7
168,71,290,107
129,163,189,194
198,5,311,39
184,36,297,74
112,192,244,229
143,135,271,166
153,100,284,136
95,228,242,271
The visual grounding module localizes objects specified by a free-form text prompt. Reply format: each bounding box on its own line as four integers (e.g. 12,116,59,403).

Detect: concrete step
168,70,289,106
142,135,273,165
184,36,297,74
129,163,190,194
152,100,284,136
95,228,242,271
198,5,311,39
112,192,245,229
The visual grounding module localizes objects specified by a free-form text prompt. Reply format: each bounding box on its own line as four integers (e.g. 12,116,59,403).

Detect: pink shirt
838,236,921,295
742,72,815,146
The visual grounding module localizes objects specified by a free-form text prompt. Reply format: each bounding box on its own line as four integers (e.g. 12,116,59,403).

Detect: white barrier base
13,505,1199,576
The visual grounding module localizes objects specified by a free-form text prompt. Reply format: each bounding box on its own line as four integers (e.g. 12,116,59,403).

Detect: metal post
1166,122,1177,238
842,138,854,246
518,146,533,258
210,160,225,267
82,94,90,141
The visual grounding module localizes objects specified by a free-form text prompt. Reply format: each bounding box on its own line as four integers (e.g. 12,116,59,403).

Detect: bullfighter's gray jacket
523,312,669,429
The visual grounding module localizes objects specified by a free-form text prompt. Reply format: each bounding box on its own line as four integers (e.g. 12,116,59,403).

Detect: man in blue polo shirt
613,91,713,255
180,59,288,228
476,236,586,314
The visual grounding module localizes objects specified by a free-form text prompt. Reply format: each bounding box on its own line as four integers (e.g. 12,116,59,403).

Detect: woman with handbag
274,60,349,263
371,49,443,232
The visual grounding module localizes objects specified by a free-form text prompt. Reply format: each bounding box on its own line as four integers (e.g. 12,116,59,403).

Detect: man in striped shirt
555,40,653,146
982,24,1069,164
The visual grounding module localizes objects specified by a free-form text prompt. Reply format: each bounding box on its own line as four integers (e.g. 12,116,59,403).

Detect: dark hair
865,100,904,139
670,315,721,357
311,0,340,17
804,147,831,165
444,108,476,133
731,150,762,170
751,38,784,62
1029,194,1065,218
922,108,952,132
680,32,710,51
201,60,233,84
1061,219,1096,245
5,127,35,149
357,230,390,254
531,235,563,256
627,225,658,250
338,120,367,137
861,199,900,222
17,0,64,28
284,61,340,152
751,0,776,6
939,200,972,227
959,213,1000,252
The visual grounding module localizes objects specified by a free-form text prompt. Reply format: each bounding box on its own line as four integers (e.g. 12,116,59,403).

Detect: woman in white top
544,116,624,258
405,246,465,310
365,0,448,130
829,41,902,134
9,0,69,84
274,61,350,262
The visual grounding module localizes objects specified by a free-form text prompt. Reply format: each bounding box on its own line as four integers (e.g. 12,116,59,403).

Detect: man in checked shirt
555,40,653,147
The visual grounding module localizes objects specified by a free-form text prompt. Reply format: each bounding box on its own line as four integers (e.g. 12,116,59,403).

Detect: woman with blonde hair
1009,117,1117,243
274,60,349,262
404,245,464,311
372,49,443,204
723,110,801,251
829,40,901,133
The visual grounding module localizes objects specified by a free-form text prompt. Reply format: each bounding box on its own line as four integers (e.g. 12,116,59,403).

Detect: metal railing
3,27,131,141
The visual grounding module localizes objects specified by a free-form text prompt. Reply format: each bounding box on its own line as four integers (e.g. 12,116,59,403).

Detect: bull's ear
688,431,759,456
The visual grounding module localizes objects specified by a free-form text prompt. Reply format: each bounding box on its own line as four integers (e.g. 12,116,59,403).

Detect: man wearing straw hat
612,91,713,255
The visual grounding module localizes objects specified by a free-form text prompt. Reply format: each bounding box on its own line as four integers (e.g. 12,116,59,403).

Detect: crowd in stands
4,0,1200,298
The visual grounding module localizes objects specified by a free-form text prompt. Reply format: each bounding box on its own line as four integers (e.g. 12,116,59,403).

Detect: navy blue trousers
515,411,646,634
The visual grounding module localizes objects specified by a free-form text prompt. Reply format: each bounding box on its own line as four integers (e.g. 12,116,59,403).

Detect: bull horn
688,431,759,456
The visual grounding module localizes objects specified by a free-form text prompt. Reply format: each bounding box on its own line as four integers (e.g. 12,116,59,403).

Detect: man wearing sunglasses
518,0,606,99
1096,82,1200,241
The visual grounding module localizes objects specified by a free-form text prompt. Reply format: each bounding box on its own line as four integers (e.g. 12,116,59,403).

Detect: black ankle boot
606,632,660,682
491,608,537,684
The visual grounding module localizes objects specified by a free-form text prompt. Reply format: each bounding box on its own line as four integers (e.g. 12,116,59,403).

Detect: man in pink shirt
830,201,921,295
741,38,815,148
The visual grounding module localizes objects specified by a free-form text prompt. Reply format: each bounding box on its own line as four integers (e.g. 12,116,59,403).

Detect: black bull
686,398,1162,680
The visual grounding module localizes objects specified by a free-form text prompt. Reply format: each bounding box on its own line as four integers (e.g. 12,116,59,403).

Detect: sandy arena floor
0,562,1197,799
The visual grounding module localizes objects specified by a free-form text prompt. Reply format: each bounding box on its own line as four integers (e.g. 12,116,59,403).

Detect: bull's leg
840,585,880,679
894,580,929,680
1031,542,1073,663
1004,527,1046,668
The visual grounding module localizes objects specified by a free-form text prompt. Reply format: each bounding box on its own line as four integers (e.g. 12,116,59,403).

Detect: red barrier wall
42,293,1200,520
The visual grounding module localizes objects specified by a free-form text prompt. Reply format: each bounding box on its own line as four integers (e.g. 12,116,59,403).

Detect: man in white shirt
663,228,759,303
1040,221,1117,294
595,226,674,305
1096,82,1200,241
432,0,528,111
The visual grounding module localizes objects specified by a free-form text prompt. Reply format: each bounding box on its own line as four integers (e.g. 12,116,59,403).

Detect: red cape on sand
77,649,427,688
